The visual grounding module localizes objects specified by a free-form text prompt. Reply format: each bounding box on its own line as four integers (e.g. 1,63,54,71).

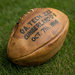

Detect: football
7,8,69,66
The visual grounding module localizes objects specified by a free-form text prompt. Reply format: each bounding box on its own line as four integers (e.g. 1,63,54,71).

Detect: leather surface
7,8,69,66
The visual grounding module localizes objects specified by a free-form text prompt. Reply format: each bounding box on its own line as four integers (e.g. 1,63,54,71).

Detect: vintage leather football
7,8,69,66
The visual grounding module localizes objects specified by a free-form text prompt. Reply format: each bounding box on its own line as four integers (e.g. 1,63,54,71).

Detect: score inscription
20,9,59,41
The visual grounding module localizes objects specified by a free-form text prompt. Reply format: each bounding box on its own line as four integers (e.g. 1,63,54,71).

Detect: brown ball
7,8,69,66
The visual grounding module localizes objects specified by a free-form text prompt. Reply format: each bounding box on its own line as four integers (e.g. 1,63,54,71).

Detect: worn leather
7,8,69,66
